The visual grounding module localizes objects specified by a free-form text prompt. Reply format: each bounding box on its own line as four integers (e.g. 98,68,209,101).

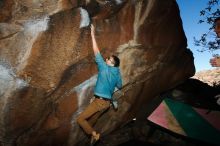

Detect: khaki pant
77,98,110,135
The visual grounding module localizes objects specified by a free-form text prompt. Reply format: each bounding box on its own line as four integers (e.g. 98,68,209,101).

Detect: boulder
0,0,195,145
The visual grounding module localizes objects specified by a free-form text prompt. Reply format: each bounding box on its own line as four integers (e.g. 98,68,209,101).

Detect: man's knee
77,116,83,124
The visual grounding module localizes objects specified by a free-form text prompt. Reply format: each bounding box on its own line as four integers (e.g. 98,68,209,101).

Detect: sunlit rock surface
0,0,195,146
192,68,220,86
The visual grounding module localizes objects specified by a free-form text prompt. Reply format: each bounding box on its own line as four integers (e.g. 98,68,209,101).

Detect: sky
176,0,220,72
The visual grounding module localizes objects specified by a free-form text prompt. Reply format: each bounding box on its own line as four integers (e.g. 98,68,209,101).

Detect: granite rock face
192,68,220,86
0,0,195,146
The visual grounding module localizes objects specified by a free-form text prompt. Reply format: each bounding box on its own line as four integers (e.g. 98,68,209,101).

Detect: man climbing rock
77,24,122,145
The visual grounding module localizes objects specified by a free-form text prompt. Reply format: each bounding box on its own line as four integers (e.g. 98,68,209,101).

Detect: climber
209,17,220,67
77,24,122,145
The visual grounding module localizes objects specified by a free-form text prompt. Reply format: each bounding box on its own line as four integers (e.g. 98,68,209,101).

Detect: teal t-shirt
94,53,122,99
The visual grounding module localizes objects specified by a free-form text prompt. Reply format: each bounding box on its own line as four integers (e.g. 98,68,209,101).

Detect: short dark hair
111,55,120,67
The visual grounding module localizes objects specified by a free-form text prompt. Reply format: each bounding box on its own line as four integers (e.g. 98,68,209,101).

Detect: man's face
105,56,115,66
214,19,220,38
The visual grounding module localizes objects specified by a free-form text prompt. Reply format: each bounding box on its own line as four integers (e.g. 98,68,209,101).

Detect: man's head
214,17,220,38
105,55,120,67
